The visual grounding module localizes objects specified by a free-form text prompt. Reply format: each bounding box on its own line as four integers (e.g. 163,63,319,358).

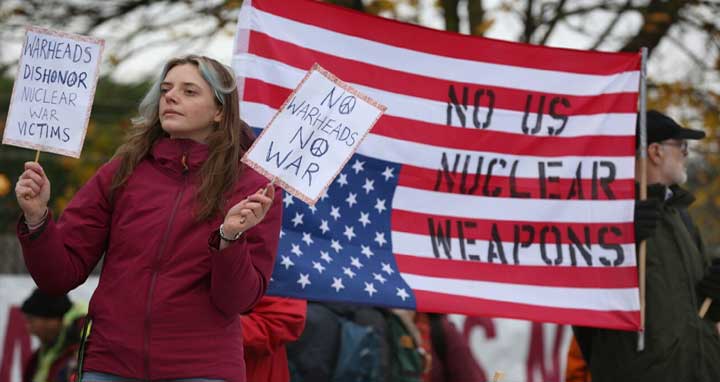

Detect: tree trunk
443,0,461,33
621,0,687,55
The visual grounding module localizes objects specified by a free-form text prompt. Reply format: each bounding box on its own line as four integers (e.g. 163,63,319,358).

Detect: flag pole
637,46,648,352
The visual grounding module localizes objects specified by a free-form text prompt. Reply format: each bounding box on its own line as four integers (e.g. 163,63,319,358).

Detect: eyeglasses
661,140,688,155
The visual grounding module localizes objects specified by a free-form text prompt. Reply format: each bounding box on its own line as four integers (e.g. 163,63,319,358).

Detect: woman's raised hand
15,161,51,225
222,184,275,238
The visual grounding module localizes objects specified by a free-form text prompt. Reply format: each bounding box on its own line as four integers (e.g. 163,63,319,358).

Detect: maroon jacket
18,138,283,382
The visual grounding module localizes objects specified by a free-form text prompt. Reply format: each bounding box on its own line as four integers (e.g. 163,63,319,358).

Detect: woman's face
158,63,222,142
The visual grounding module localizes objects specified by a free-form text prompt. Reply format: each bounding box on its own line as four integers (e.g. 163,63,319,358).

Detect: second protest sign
243,63,386,205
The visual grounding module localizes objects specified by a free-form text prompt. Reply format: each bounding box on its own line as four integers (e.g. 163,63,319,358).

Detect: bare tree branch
467,0,486,36
621,0,688,55
537,0,567,45
521,0,535,43
442,0,461,33
664,33,710,71
589,0,633,50
558,2,642,19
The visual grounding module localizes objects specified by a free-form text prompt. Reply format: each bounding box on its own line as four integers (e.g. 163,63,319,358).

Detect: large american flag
233,0,641,330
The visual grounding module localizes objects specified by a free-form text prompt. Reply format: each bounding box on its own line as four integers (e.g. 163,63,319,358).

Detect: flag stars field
267,151,411,308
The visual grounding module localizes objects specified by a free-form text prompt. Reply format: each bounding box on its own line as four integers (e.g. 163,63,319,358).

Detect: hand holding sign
15,162,51,225
222,184,276,238
242,64,386,205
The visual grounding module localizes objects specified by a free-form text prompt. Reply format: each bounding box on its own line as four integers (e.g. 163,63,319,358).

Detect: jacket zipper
143,153,189,381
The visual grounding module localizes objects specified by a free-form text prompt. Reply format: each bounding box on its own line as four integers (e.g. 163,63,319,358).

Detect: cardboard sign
242,63,386,205
2,26,104,158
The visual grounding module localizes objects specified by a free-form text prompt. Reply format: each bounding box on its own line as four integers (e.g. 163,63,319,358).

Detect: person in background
425,313,484,382
242,296,307,382
573,110,720,382
21,288,87,382
564,335,591,382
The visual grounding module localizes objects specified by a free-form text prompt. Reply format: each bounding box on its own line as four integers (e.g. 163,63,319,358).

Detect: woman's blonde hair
111,55,255,221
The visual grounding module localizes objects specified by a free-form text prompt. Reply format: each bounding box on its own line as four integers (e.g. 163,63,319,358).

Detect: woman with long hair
15,55,282,382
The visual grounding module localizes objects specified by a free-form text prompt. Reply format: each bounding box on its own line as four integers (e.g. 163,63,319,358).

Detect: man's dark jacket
575,184,720,382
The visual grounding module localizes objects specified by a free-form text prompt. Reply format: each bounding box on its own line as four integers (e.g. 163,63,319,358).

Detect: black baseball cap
640,110,706,145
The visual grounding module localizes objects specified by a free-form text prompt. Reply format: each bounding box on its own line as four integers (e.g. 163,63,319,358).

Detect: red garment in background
430,316,484,382
565,336,591,382
241,297,307,382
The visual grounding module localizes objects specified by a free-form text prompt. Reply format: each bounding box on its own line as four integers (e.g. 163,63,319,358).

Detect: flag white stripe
235,55,638,136
391,231,637,267
360,135,637,179
401,273,640,311
393,186,635,223
244,8,640,95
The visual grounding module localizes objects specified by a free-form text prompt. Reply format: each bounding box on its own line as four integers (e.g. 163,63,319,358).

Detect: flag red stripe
397,164,636,200
242,79,637,157
251,0,641,76
412,290,640,330
395,254,638,288
248,31,638,115
391,209,635,245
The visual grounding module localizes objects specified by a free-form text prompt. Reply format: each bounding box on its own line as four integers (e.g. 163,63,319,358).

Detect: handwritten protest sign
243,63,386,205
2,26,104,158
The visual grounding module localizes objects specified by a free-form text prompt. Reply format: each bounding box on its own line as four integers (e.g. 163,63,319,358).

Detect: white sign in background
242,63,386,205
2,26,104,158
